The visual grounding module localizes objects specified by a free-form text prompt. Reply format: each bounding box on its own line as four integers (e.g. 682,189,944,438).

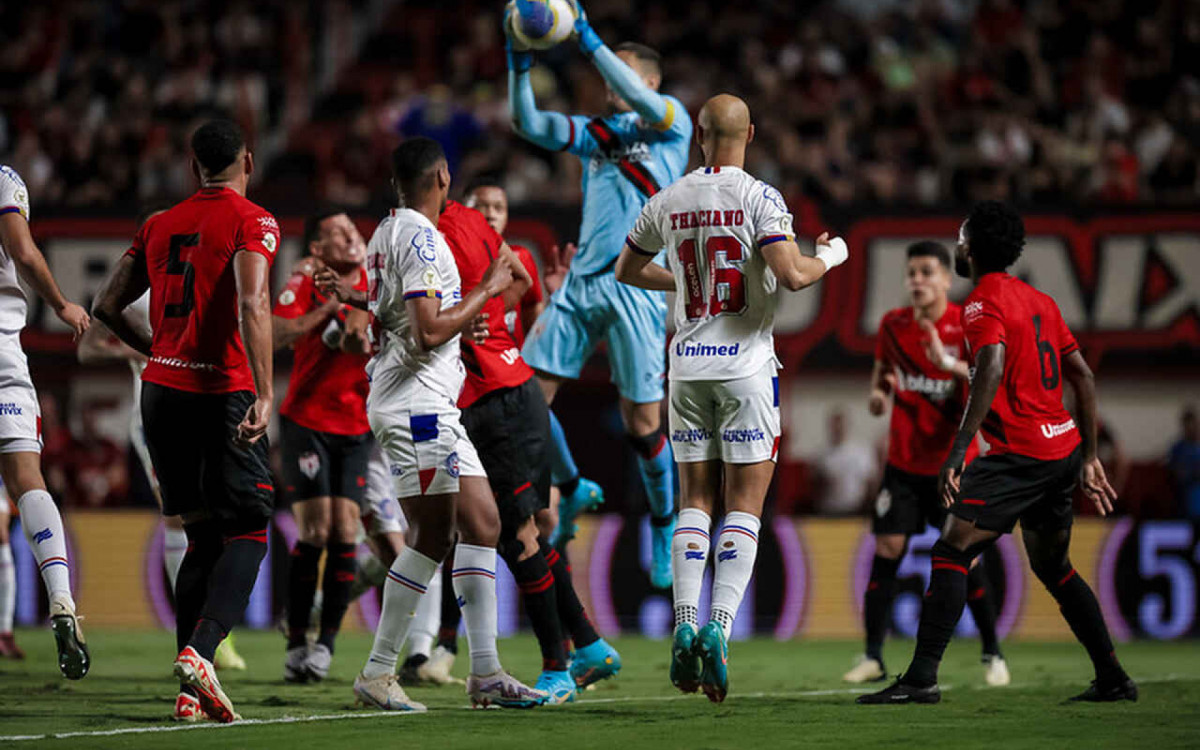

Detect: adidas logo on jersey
895,372,955,399
675,341,740,358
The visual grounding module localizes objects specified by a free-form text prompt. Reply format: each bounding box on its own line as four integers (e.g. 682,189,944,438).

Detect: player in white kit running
352,137,546,711
0,165,92,679
615,95,849,703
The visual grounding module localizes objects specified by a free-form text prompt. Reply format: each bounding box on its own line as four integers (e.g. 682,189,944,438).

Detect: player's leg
847,532,906,683
0,502,22,659
131,400,188,590
302,496,359,678
435,544,462,659
965,555,1008,684
545,408,604,550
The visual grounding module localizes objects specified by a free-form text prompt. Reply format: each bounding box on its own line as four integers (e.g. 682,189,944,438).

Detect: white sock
17,490,73,606
163,526,188,593
452,543,501,676
362,547,439,678
0,542,14,633
672,507,711,629
408,564,440,659
710,511,761,641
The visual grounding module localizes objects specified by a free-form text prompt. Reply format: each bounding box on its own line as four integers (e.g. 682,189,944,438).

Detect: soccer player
93,119,278,722
0,164,91,679
615,94,848,703
507,3,691,587
859,201,1135,705
843,240,1008,687
351,136,545,711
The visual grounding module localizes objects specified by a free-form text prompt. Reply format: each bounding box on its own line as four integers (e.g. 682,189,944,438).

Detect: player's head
464,178,508,235
190,119,252,189
304,207,366,272
957,201,1024,280
905,240,952,311
696,94,754,165
391,137,450,213
609,42,662,113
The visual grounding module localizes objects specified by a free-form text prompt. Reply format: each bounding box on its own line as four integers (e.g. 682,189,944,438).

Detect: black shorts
872,464,944,536
951,446,1083,533
141,382,274,523
279,415,372,505
461,377,550,533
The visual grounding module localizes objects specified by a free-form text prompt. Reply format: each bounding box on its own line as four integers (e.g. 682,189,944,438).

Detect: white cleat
418,645,464,685
842,655,886,684
983,654,1011,687
353,672,427,712
466,670,549,709
284,645,309,683
304,644,332,682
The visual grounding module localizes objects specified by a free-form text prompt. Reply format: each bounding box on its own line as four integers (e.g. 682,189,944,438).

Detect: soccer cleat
214,634,246,671
983,654,1010,687
418,645,463,685
856,678,941,705
174,646,238,723
843,655,887,684
0,632,26,660
550,478,605,550
354,672,427,712
284,645,309,683
696,621,729,704
670,623,701,693
535,669,577,704
49,595,89,680
466,670,549,708
649,516,675,590
398,654,428,686
304,643,332,682
570,638,621,690
1068,677,1138,703
173,692,208,723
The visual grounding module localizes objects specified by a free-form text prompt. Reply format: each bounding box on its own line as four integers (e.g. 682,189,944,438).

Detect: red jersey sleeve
237,210,281,262
273,270,314,319
124,218,149,261
963,296,1006,353
1057,310,1079,357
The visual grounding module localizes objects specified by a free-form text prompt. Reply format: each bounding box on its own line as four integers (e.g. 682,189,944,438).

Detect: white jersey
365,208,465,410
0,166,31,333
626,166,794,381
125,292,151,381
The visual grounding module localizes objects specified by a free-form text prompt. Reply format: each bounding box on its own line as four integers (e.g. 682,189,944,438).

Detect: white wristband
815,236,848,271
940,352,958,371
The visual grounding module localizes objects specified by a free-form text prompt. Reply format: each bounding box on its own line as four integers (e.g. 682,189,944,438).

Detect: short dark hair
462,173,505,197
906,240,951,269
191,119,246,176
615,41,661,78
965,201,1025,274
391,137,446,203
303,206,347,252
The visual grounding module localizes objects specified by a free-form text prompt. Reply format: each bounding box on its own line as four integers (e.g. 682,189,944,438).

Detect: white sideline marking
0,676,1188,743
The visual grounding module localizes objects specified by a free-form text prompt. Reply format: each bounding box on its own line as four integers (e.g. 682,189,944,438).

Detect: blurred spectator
1168,406,1200,520
814,408,878,516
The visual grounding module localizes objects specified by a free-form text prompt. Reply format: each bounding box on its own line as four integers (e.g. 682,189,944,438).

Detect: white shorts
369,402,485,499
0,334,42,454
668,362,780,464
362,440,406,536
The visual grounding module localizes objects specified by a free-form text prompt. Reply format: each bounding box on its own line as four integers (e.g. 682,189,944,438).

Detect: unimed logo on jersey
0,402,23,416
675,341,740,357
1040,418,1076,439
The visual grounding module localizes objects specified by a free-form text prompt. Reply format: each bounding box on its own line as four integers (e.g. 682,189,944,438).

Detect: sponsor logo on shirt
590,141,651,171
0,402,23,416
1040,418,1077,439
671,428,713,443
722,428,765,443
895,372,955,399
500,347,520,365
675,341,740,358
149,356,217,372
411,228,439,263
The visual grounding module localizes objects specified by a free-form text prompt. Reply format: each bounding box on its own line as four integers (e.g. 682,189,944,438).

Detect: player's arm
313,265,369,310
505,11,575,151
1063,350,1118,515
938,343,1005,507
341,307,372,355
919,318,970,379
77,320,145,364
615,241,673,291
0,211,89,338
498,242,533,310
761,232,848,291
272,267,341,351
867,359,894,417
408,257,513,351
92,253,152,356
234,251,273,447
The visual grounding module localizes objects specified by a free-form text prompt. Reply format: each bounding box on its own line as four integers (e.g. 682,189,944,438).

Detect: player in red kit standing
844,241,1008,687
273,208,373,683
93,119,278,723
859,201,1134,705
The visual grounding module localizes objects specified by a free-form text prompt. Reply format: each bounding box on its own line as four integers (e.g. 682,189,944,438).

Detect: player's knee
626,428,667,460
875,535,907,560
300,522,331,547
535,505,557,539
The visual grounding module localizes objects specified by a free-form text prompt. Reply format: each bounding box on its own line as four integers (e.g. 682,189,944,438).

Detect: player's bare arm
1063,350,1118,515
938,342,1005,507
340,306,373,354
867,359,895,416
314,265,369,310
92,253,152,356
273,289,341,351
919,318,970,379
0,211,89,338
408,256,513,351
77,320,146,365
234,250,273,447
615,242,673,291
761,232,847,292
498,242,533,310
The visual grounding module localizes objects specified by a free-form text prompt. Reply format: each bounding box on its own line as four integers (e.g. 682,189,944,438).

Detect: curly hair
965,201,1025,274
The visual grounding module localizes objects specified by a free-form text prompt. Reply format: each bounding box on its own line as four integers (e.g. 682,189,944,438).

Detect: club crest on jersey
262,232,277,255
390,463,405,477
876,488,892,518
298,452,321,479
444,451,460,478
278,289,296,306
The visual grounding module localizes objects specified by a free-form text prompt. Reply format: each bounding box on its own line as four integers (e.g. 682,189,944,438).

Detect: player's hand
482,256,514,297
570,1,602,55
469,313,491,344
814,232,849,270
503,2,534,64
56,302,90,340
544,242,576,295
868,387,888,416
236,395,272,448
341,327,371,355
919,318,955,371
314,266,353,302
937,459,963,509
1080,456,1118,517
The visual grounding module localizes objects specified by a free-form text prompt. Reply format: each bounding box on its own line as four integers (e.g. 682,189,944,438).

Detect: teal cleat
649,515,675,590
550,478,605,550
670,623,701,694
696,621,728,704
535,670,577,704
570,638,621,690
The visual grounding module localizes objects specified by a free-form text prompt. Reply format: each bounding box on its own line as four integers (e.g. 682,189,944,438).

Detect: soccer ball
510,0,576,50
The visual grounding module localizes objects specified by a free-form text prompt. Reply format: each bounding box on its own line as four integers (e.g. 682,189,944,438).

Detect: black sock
864,554,901,662
903,541,972,687
438,553,461,653
542,541,599,649
317,541,357,653
1046,567,1126,684
189,527,269,662
175,521,223,655
286,541,322,649
966,561,1001,658
559,476,580,498
508,549,569,672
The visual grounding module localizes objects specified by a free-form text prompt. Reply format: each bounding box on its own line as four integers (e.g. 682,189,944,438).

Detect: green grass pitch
1,629,1198,749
